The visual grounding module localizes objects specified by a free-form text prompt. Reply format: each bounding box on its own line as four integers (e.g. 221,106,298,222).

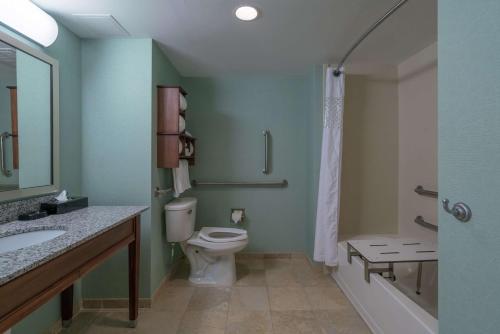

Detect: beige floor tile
268,287,312,311
186,287,231,312
305,286,351,310
133,310,183,334
236,257,265,270
315,309,371,334
86,311,133,334
266,266,302,287
151,285,194,312
226,310,273,334
271,310,323,334
264,258,292,270
229,287,270,313
294,269,336,287
60,311,99,334
236,267,267,286
177,310,227,334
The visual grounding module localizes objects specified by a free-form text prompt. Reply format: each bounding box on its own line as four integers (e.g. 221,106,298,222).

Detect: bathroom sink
0,229,66,254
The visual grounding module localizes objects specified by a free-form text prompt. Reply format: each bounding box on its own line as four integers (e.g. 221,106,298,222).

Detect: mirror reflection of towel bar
192,180,288,187
0,132,12,177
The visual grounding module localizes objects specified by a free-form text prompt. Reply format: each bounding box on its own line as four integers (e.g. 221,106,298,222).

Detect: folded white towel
179,116,186,132
178,140,184,154
180,95,188,111
172,159,191,197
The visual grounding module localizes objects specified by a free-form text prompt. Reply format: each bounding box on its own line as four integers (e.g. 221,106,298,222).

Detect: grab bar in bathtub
414,216,438,232
414,185,438,198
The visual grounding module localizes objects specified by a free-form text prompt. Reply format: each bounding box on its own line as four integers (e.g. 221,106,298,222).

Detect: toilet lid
199,227,248,243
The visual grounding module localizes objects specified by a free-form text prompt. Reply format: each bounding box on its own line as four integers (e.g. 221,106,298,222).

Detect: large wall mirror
0,31,59,202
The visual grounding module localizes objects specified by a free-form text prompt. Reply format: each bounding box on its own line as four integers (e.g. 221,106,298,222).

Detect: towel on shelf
172,159,191,197
179,116,186,132
180,95,188,111
184,142,193,157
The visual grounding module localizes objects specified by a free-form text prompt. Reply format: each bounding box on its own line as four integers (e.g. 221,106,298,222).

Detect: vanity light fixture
235,5,259,22
0,0,59,47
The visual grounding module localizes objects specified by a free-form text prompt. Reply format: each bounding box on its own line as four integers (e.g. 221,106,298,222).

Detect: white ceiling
34,0,437,77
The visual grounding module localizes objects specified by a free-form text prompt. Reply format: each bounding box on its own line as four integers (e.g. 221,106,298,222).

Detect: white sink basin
0,229,66,253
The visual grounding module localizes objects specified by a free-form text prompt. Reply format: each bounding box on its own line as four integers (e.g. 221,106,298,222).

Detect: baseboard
237,252,307,259
82,256,185,310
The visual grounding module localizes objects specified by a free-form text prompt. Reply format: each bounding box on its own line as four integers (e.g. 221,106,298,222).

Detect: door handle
442,199,472,222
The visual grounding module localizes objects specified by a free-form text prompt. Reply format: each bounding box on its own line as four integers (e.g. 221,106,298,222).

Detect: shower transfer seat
346,238,437,294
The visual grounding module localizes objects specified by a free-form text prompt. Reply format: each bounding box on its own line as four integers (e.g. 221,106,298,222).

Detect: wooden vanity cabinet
157,86,195,168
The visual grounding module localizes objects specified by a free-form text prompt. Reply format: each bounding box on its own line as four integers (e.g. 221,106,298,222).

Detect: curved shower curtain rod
333,0,409,77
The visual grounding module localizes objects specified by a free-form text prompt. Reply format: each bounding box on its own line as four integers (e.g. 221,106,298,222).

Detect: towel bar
191,179,288,187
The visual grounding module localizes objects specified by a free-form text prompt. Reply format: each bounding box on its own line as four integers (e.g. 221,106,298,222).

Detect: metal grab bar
263,130,270,174
154,187,173,197
414,185,438,198
0,132,12,177
414,216,438,232
192,179,288,187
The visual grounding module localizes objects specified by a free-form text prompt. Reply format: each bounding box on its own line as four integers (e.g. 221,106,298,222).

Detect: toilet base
188,253,236,286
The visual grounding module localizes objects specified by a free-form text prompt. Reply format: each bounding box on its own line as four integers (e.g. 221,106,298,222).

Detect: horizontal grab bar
191,179,288,187
414,185,438,198
154,187,173,197
414,215,438,232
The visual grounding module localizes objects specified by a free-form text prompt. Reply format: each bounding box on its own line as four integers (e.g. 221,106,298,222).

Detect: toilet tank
164,197,197,242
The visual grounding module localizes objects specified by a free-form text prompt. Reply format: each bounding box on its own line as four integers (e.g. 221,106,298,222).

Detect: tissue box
40,196,88,215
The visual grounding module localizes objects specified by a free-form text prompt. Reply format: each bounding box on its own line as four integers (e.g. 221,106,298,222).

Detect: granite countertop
0,206,148,286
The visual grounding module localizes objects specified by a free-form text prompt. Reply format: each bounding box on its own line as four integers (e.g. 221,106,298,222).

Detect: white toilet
165,197,248,286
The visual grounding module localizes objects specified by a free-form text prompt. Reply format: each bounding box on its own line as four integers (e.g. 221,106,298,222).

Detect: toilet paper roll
179,116,186,132
231,210,243,224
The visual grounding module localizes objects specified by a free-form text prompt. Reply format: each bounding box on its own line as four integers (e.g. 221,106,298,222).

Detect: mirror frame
0,29,59,203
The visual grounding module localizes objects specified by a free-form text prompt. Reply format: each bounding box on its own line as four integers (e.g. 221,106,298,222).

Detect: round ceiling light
235,6,259,22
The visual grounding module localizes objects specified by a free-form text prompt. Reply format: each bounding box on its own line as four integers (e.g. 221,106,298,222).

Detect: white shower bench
346,238,437,294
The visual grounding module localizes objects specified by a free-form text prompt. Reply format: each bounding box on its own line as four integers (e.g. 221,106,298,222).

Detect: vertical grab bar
0,132,12,177
262,130,270,174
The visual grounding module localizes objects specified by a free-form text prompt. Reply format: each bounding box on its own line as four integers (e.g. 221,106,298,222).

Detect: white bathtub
332,236,438,334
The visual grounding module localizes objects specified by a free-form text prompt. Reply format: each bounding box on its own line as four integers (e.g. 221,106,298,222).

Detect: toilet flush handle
187,209,193,214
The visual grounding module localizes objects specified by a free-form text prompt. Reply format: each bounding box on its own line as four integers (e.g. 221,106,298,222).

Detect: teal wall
80,38,153,299
150,42,182,293
439,1,500,333
182,74,313,253
0,23,83,334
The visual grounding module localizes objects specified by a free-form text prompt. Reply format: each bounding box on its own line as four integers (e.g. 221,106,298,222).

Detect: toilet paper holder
231,208,246,224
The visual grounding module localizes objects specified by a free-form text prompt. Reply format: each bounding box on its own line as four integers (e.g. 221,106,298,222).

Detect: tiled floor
60,255,371,334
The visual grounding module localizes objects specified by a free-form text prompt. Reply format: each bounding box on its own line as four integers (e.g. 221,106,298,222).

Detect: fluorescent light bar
0,0,59,47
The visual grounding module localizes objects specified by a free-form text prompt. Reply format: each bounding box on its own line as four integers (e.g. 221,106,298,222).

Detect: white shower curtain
313,66,345,267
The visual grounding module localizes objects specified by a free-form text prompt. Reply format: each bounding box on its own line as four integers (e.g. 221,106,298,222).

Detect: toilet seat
199,227,247,243
187,231,248,255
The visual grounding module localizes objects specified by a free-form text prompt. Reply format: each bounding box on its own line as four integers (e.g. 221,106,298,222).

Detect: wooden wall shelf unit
157,86,195,168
